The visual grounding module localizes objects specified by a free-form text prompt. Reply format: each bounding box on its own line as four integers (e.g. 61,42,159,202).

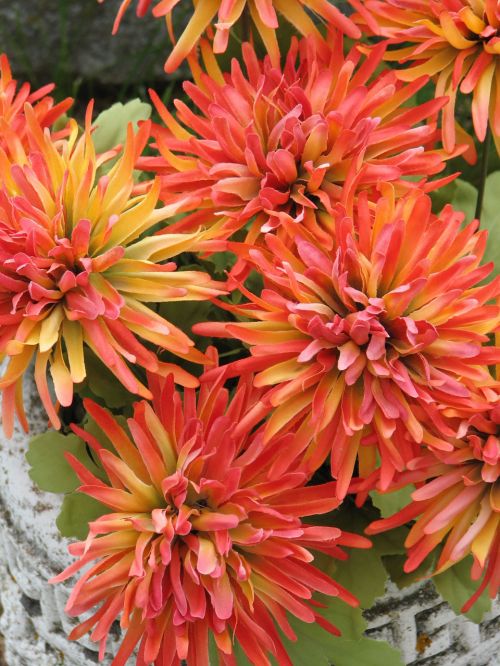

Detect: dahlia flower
0,53,71,149
99,0,361,73
356,0,500,153
143,35,453,243
52,356,369,666
194,188,500,499
0,105,223,437
367,395,500,611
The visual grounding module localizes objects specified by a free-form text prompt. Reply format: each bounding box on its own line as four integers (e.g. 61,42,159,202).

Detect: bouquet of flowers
1,1,499,664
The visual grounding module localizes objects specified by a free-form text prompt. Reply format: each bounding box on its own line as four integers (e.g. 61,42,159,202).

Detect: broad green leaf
322,597,366,640
204,251,237,277
314,505,408,609
383,552,436,590
283,616,404,666
370,486,414,519
480,171,500,277
84,412,130,458
328,546,388,609
323,636,404,666
92,99,151,154
82,350,136,410
430,178,477,223
26,431,90,494
449,179,478,223
215,597,402,666
56,491,107,540
158,300,214,340
433,556,492,623
371,527,409,557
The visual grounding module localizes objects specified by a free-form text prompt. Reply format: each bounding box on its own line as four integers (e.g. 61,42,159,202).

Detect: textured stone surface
0,371,131,665
365,580,500,666
0,374,498,665
0,0,185,87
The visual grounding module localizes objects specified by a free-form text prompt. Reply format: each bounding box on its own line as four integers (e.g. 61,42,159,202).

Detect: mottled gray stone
0,0,188,88
0,372,498,665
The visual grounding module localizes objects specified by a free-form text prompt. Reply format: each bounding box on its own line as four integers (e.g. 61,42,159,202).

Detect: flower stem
475,126,491,223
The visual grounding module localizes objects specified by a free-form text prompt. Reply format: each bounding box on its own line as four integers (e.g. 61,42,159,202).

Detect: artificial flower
99,0,361,72
355,0,500,153
0,105,223,436
143,35,453,243
52,354,369,666
366,393,500,611
0,53,72,150
194,187,500,498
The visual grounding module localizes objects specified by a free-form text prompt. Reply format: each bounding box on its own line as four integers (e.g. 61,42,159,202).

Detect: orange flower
52,357,369,666
99,0,361,72
194,188,500,499
367,394,500,611
355,0,500,153
0,105,224,436
0,53,71,149
144,35,453,244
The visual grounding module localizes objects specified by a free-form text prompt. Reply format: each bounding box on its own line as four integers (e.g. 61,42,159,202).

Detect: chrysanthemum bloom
99,0,361,73
142,35,454,245
52,358,369,666
194,188,500,499
355,0,500,153
0,105,224,437
0,53,72,149
366,395,500,611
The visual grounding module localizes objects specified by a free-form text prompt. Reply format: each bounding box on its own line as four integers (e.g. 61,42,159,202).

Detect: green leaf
430,178,477,223
326,598,366,640
158,300,214,340
323,636,404,666
283,616,404,666
449,179,478,223
208,633,221,666
314,506,409,610
480,171,500,277
382,552,436,590
370,527,409,557
370,486,414,519
26,431,90,494
204,251,237,277
56,491,107,540
82,350,136,410
329,545,388,609
433,556,492,623
92,99,152,154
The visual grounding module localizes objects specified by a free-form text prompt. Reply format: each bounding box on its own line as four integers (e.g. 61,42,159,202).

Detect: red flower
354,0,500,154
143,35,453,243
367,394,500,611
0,105,224,436
52,354,369,666
194,188,500,498
0,53,71,152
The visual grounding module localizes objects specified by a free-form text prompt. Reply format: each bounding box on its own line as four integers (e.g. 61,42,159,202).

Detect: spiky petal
51,354,369,666
194,187,500,498
354,0,500,155
367,395,500,611
0,53,72,153
98,0,361,72
142,34,454,243
0,105,224,436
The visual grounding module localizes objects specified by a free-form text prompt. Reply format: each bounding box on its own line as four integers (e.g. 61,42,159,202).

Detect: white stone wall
0,376,498,665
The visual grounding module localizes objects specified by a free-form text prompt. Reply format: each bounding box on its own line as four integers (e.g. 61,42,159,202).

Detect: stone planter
0,376,498,666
